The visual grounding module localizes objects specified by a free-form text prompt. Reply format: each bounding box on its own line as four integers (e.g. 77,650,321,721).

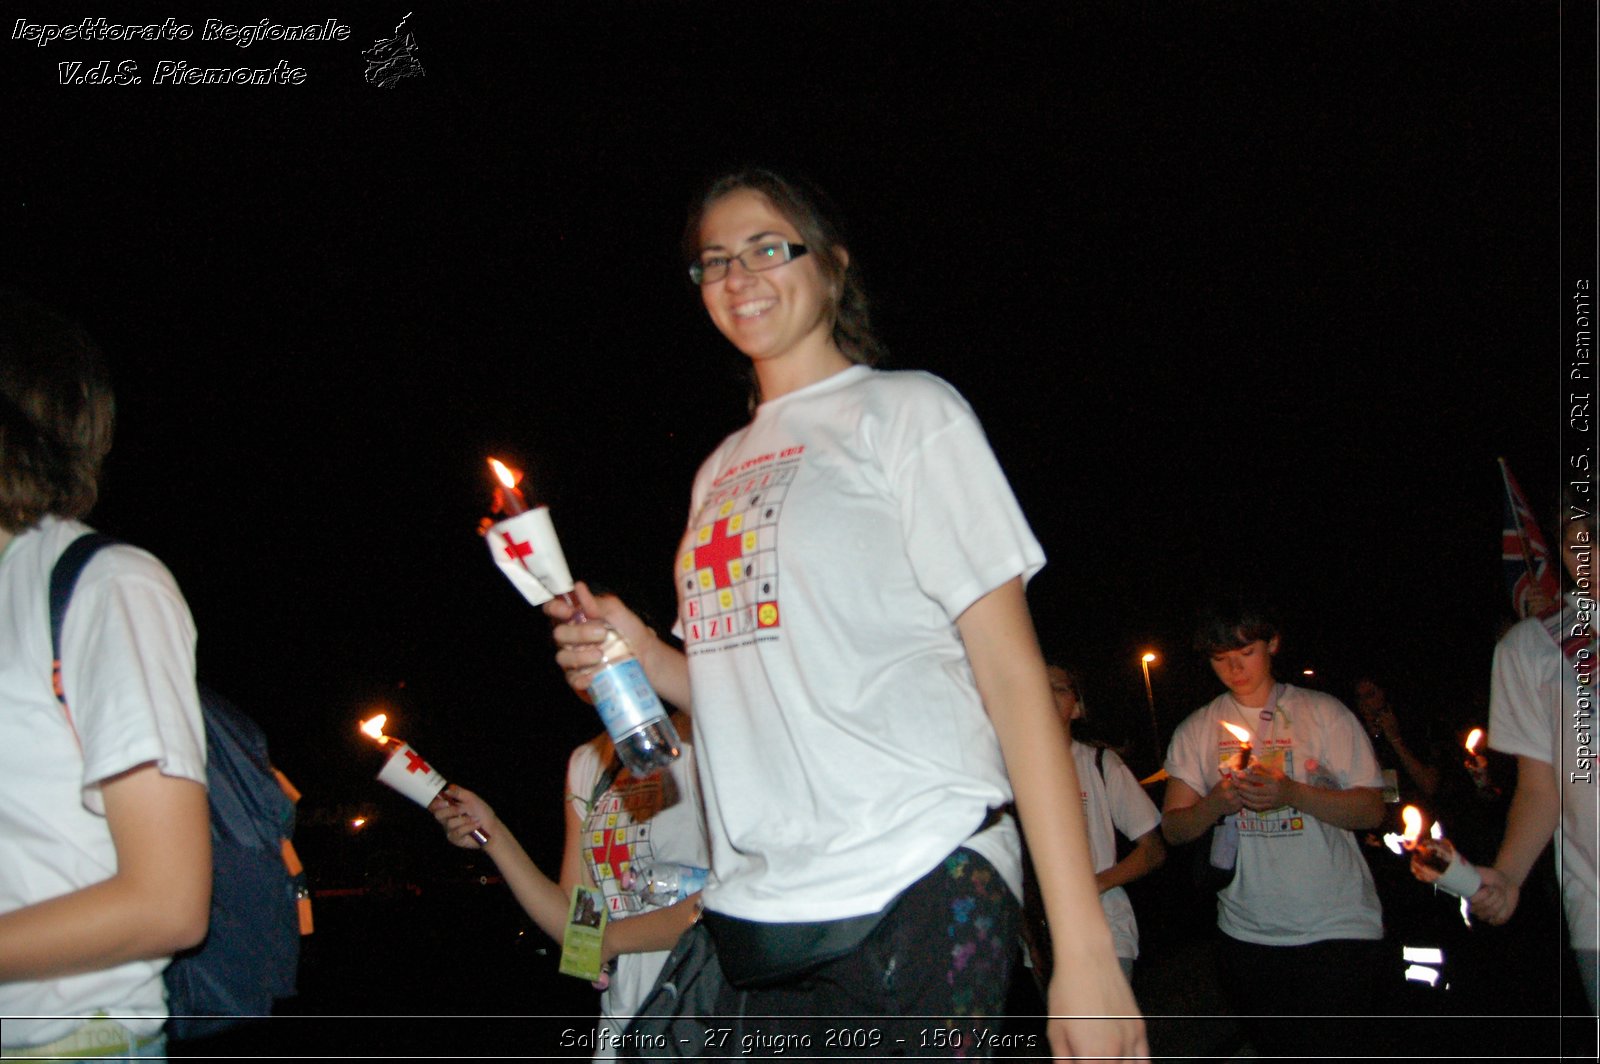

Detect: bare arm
1095,829,1166,895
0,763,210,981
1233,765,1384,830
599,893,699,964
434,785,573,942
433,784,694,964
1162,776,1241,845
1470,755,1560,924
957,578,1147,1061
547,582,692,710
1376,712,1441,797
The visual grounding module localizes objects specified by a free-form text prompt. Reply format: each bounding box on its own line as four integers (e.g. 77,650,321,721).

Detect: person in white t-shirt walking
1162,602,1386,1058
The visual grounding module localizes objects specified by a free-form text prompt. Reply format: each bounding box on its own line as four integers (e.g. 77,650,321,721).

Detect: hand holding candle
359,714,488,844
1389,805,1481,897
481,457,682,777
430,784,497,851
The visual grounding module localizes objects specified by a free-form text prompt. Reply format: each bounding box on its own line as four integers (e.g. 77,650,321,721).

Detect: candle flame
1400,805,1424,845
359,714,389,744
1465,728,1483,754
1220,721,1252,744
488,457,520,491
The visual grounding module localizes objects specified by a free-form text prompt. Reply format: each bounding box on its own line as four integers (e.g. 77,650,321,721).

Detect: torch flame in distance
488,458,520,491
359,714,389,744
1220,721,1252,744
1465,728,1484,754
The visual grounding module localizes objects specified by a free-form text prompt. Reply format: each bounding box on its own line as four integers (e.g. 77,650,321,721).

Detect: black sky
3,2,1584,850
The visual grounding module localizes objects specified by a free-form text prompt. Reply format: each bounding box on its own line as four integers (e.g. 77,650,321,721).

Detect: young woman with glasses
549,169,1144,1058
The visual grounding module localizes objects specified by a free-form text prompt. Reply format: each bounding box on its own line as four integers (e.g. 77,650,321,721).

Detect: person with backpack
0,289,211,1059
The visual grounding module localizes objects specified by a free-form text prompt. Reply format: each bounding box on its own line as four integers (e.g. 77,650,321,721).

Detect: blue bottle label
676,865,710,897
589,658,666,739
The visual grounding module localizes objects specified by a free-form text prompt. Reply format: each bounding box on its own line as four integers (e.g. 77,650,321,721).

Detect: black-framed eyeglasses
689,240,808,285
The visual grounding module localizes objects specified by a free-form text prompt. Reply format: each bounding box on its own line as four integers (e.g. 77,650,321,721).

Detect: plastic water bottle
566,595,681,777
620,862,709,906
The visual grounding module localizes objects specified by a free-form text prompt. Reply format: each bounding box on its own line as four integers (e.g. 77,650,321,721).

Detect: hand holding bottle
544,581,681,776
546,582,654,696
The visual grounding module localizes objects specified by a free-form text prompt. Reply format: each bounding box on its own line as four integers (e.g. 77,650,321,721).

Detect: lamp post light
1140,651,1160,749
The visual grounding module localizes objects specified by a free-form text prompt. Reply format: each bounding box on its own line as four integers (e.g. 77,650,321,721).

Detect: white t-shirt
1071,742,1161,960
566,718,707,1058
1488,596,1599,951
0,516,206,1048
1164,684,1384,946
673,366,1043,922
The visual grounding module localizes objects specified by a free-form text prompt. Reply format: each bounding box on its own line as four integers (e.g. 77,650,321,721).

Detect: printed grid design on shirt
584,776,665,917
678,459,798,646
1219,740,1306,837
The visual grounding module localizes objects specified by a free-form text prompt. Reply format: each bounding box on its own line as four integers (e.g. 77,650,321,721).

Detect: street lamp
1140,651,1160,748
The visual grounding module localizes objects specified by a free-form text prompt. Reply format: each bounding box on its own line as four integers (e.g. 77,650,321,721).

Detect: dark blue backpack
49,533,307,1040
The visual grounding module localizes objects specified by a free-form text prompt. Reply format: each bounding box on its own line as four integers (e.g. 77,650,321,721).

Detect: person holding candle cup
431,716,707,1059
1160,602,1386,1059
547,168,1143,1060
0,289,211,1060
1463,507,1599,1013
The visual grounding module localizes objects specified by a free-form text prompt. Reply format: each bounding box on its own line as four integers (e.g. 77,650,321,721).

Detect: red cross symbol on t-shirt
403,749,431,775
501,535,534,563
591,828,632,872
693,518,745,589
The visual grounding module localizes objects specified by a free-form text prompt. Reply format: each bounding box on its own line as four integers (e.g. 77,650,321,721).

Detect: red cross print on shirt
403,749,431,775
500,534,534,563
591,827,632,873
693,517,745,589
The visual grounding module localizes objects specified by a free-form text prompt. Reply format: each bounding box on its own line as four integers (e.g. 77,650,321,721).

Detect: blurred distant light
350,817,368,830
1302,668,1315,676
1141,652,1157,664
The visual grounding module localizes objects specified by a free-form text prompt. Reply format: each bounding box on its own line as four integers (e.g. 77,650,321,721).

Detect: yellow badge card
558,886,608,982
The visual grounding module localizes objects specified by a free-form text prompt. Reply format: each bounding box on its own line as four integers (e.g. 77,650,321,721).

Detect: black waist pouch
700,906,890,989
703,809,1004,989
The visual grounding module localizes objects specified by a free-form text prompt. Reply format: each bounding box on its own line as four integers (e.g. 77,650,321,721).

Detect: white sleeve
60,548,204,814
1323,699,1385,789
1487,622,1557,764
890,382,1045,620
1164,708,1217,797
1102,750,1162,840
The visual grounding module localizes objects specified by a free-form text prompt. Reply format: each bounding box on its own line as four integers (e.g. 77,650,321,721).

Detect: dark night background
4,1,1593,1057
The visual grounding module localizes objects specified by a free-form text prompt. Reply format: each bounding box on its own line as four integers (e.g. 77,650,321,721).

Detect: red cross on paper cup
377,741,448,807
488,506,575,606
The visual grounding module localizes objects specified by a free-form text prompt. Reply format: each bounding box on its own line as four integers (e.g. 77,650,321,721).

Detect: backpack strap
48,532,119,714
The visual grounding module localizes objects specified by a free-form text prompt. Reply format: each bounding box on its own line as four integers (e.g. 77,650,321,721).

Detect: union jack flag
1499,457,1560,618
